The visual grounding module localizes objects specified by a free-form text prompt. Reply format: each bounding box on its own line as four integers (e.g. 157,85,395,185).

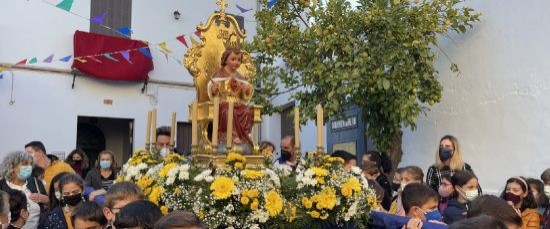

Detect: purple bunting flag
43,54,54,63
121,51,132,64
236,4,253,13
91,12,108,25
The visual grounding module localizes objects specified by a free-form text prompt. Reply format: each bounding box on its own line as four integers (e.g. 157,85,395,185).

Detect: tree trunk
386,130,404,180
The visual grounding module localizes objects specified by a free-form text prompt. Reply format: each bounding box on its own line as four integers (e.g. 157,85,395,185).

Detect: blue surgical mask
420,208,443,221
17,165,33,180
100,161,112,169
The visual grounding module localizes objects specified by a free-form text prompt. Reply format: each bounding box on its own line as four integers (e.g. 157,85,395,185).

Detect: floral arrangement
116,150,377,228
290,155,377,228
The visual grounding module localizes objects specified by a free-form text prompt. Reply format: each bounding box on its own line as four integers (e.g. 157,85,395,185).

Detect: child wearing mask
443,171,479,224
401,183,443,229
437,175,453,213
38,174,85,229
389,166,424,216
500,176,541,229
103,182,145,229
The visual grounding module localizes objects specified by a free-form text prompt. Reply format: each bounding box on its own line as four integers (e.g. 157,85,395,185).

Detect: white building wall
401,0,550,194
0,0,259,165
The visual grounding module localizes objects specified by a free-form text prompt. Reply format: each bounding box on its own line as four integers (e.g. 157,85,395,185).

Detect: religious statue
208,47,255,153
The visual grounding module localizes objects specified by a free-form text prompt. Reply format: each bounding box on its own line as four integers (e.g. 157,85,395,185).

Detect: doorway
77,116,133,168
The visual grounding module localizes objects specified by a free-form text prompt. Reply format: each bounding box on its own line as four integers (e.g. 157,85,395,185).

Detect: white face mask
55,191,61,201
544,185,550,198
160,148,170,157
460,187,479,201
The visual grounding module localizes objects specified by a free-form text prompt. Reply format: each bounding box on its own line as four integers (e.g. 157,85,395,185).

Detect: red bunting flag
88,56,103,63
176,35,188,48
15,59,27,66
194,30,201,37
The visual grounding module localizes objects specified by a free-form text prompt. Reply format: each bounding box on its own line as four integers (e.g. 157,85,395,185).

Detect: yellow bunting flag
158,42,172,54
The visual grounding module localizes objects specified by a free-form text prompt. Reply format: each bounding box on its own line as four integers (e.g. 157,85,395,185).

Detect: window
90,0,132,38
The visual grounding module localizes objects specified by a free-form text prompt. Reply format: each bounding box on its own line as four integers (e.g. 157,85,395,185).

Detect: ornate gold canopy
184,0,257,103
183,1,263,167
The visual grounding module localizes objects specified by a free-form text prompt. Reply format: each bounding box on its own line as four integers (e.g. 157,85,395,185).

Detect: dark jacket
426,163,482,195
376,174,393,211
37,206,68,229
0,177,48,212
443,198,468,224
85,168,116,190
542,206,550,229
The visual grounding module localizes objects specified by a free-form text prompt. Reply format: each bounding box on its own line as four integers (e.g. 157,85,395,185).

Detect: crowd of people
0,130,548,229
266,134,550,229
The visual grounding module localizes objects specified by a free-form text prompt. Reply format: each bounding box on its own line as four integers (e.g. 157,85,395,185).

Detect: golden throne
184,1,263,167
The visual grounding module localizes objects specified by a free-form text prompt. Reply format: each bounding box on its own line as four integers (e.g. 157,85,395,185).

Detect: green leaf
382,78,390,90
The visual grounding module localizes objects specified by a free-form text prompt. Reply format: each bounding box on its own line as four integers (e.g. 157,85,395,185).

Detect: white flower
351,166,362,175
180,164,190,171
250,224,260,229
167,167,179,177
304,169,315,177
250,210,270,223
166,177,175,185
344,200,359,221
193,169,212,181
178,171,189,180
225,204,234,212
204,176,214,182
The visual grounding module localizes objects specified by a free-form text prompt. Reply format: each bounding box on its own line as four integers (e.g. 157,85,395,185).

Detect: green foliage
246,0,479,151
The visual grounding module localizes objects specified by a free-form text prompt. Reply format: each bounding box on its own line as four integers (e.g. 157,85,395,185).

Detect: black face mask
280,150,292,162
63,193,83,206
391,182,400,192
73,160,82,165
438,148,453,162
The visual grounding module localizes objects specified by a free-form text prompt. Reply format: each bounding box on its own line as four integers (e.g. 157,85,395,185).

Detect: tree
246,0,480,170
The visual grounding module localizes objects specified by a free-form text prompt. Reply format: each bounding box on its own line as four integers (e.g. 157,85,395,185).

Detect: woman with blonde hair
426,135,478,192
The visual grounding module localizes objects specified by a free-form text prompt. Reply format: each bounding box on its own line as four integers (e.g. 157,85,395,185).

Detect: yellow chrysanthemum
316,177,326,185
340,177,362,198
302,197,313,209
115,176,123,183
367,195,378,209
160,206,169,215
265,190,283,217
242,169,264,180
158,163,178,178
242,189,259,199
311,167,329,177
226,152,247,163
315,187,337,210
209,176,235,199
309,211,320,218
149,186,163,205
241,196,250,205
284,203,297,222
250,198,259,210
174,188,182,195
137,176,154,190
235,162,244,169
163,153,185,163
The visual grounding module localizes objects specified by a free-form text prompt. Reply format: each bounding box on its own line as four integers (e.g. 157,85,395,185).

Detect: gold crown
223,33,243,49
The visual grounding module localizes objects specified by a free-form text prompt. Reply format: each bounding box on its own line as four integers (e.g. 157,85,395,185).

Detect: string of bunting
0,0,256,77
